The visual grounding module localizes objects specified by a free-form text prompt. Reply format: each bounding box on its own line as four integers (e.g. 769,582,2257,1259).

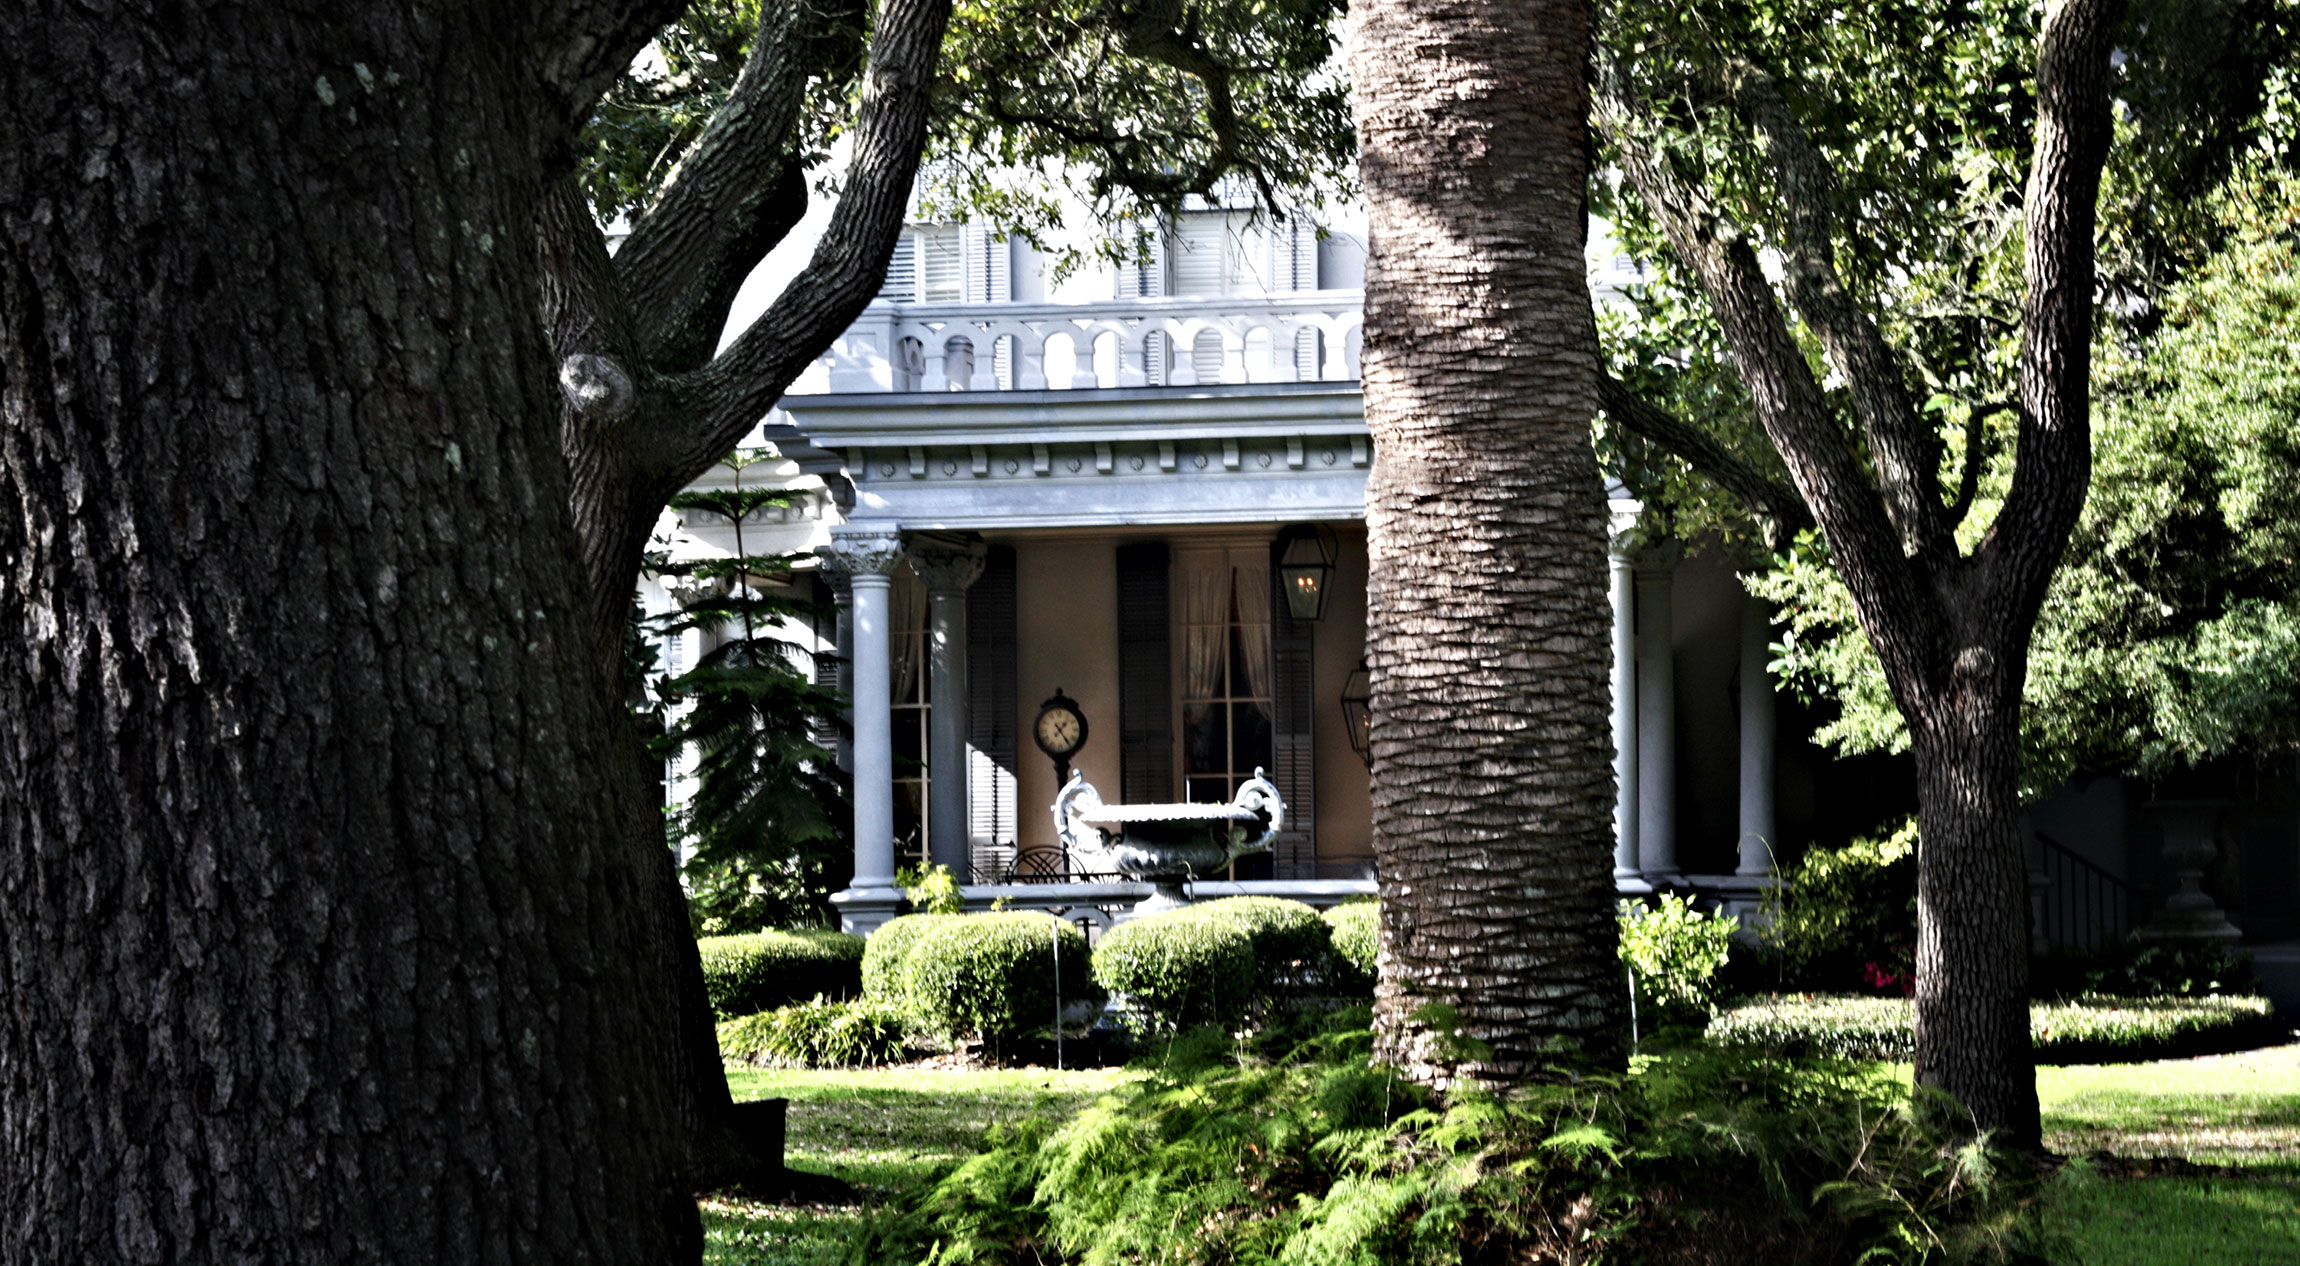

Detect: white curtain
1233,564,1273,719
890,572,925,705
1179,561,1230,704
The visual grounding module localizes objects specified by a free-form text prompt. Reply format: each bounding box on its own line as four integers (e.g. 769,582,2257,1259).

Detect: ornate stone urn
2136,799,2242,943
1053,769,1285,915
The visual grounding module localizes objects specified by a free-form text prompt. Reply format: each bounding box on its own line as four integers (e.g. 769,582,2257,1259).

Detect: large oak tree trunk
1,4,696,1258
1351,0,1625,1086
1910,699,2038,1142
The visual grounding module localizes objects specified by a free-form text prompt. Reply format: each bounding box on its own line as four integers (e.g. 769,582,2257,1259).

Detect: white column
822,526,906,933
1737,593,1779,877
1608,504,1642,882
907,536,986,881
1635,543,1681,883
819,558,855,775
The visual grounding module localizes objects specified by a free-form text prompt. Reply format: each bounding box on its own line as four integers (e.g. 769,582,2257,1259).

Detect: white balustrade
824,292,1366,394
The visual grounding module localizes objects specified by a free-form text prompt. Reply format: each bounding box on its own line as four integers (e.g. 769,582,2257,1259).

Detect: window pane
1183,702,1222,781
1230,701,1273,778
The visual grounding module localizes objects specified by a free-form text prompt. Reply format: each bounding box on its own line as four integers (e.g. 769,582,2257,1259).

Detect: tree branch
616,0,847,372
1597,372,1813,548
650,0,955,490
1596,74,1948,686
534,0,695,141
1983,0,2124,608
1726,61,1953,559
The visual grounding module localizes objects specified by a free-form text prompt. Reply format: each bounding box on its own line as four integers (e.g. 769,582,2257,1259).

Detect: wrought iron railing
2032,830,2136,953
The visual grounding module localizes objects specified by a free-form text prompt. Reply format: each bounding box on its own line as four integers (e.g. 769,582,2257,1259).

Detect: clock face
1034,703,1085,758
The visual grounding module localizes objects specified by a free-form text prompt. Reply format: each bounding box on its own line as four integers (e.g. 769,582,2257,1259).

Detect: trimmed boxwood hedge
1322,901,1378,993
696,928,865,1020
1093,909,1258,1033
899,912,1097,1050
1708,993,2284,1064
1198,897,1335,996
861,913,965,1011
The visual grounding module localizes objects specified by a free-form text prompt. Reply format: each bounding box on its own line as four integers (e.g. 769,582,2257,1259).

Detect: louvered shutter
882,233,918,301
966,546,1019,883
962,226,1013,386
1169,212,1228,296
1116,543,1173,806
919,224,965,301
1268,546,1317,878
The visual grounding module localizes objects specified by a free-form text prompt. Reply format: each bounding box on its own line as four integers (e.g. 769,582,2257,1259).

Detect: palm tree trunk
1350,0,1625,1086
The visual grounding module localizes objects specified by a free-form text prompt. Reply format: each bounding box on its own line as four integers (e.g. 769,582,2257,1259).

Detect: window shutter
966,546,1018,883
1168,212,1228,296
1267,546,1317,878
919,224,965,301
1116,543,1173,806
882,234,918,301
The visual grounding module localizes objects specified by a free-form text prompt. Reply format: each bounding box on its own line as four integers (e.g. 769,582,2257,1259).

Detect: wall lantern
1340,660,1373,769
1276,523,1339,622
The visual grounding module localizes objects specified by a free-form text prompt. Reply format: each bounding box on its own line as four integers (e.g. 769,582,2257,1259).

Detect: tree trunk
1351,0,1625,1086
1,5,695,1259
1909,679,2040,1143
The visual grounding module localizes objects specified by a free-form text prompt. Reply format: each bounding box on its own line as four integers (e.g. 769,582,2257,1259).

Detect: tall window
888,569,931,868
1175,551,1274,804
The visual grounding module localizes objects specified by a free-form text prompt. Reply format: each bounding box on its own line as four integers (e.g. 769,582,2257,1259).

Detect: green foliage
1197,897,1336,998
896,862,965,915
2033,940,2262,1001
697,929,867,1020
1090,910,1256,1035
895,913,1099,1052
1746,171,2300,796
923,0,1356,275
1760,819,1919,993
579,0,865,224
652,453,851,934
861,912,964,1011
1710,994,2281,1064
1321,901,1379,993
718,994,909,1069
853,1019,2063,1266
1617,894,1738,1021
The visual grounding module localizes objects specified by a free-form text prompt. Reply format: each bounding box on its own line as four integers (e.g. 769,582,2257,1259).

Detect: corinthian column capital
906,534,987,594
819,525,906,578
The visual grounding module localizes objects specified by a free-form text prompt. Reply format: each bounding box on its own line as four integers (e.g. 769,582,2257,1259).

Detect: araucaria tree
1352,0,1626,1083
1592,0,2125,1140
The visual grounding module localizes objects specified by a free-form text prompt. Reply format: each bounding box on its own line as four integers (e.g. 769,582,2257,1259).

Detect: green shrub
1709,993,2281,1063
855,1018,2062,1266
1761,819,1918,991
895,862,965,915
860,912,964,1009
1619,894,1739,1022
717,995,908,1068
901,912,1098,1051
1092,910,1256,1033
1195,896,1336,996
2032,939,2261,1000
1322,900,1379,993
695,928,864,1020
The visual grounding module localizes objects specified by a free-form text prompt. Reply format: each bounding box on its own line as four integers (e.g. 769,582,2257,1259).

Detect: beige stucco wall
1003,526,1373,867
1011,537,1124,854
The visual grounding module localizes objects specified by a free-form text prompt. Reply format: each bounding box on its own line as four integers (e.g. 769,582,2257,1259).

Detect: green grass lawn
2035,1044,2300,1266
706,1045,2300,1265
705,1065,1134,1266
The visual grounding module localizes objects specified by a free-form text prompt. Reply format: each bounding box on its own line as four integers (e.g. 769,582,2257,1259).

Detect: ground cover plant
851,1016,2059,1266
703,1036,2300,1265
1709,994,2283,1064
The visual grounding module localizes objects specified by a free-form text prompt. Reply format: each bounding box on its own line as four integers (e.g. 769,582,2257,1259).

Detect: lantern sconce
1276,522,1339,622
1340,660,1372,769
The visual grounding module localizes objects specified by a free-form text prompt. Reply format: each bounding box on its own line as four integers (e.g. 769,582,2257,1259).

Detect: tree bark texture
1351,0,1625,1086
1597,0,2123,1141
1,4,698,1259
534,0,950,1188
